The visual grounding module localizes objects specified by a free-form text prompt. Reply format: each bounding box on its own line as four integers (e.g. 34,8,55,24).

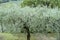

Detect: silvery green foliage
0,3,60,33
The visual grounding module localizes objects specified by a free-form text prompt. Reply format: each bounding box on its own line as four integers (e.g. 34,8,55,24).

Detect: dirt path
35,34,56,40
0,35,4,40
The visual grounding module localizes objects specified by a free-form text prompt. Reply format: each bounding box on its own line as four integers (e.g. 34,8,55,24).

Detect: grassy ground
0,33,56,40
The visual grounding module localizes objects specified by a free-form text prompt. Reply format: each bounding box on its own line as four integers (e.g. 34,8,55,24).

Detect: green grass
0,33,18,40
0,33,36,40
0,33,56,40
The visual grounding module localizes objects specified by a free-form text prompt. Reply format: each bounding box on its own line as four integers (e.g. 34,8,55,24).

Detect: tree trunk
27,28,30,40
24,23,30,40
19,17,31,40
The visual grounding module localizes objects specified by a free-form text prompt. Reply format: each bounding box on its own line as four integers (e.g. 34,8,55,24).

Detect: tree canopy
21,0,60,8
